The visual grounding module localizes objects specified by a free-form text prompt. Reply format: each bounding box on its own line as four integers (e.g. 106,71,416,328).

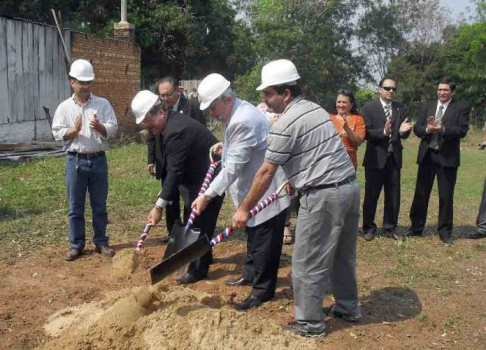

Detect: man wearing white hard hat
131,90,224,284
52,59,118,261
232,59,361,337
191,73,291,311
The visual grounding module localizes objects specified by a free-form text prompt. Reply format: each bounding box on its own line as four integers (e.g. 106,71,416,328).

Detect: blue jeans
66,154,109,249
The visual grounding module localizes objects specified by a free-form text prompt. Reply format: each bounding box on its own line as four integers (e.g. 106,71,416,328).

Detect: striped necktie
385,105,393,152
429,105,444,150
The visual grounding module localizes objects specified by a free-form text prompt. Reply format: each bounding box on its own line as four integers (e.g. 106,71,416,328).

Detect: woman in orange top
330,89,366,169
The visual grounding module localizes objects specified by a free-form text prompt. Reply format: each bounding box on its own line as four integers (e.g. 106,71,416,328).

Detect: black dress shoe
406,230,423,237
467,232,486,239
176,273,205,285
233,295,264,311
389,230,403,240
95,245,115,257
225,277,252,286
439,235,453,244
363,231,375,241
161,235,171,244
65,248,83,261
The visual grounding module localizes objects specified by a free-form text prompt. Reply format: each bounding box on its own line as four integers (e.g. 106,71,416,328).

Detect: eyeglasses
159,90,176,99
382,86,397,92
338,89,353,95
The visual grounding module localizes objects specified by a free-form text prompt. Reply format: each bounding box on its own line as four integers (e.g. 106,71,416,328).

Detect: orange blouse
330,113,366,169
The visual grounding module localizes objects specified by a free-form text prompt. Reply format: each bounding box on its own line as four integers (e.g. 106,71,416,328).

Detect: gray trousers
477,176,486,235
292,180,360,328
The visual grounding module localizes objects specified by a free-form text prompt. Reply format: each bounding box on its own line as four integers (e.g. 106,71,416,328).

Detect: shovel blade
150,236,211,285
163,221,201,260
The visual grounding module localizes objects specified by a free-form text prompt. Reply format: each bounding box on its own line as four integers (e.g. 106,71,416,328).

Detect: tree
234,0,369,105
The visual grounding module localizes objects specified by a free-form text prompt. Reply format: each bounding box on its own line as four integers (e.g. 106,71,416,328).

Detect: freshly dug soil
40,286,317,350
111,249,140,278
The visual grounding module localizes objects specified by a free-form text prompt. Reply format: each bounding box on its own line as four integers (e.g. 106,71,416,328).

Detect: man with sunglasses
132,90,224,284
146,77,206,240
52,59,118,261
362,77,412,241
191,73,291,311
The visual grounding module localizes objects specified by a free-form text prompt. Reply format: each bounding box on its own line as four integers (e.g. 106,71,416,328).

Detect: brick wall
71,33,141,137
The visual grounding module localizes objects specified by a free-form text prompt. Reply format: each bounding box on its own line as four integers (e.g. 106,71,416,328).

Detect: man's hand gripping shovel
149,180,290,285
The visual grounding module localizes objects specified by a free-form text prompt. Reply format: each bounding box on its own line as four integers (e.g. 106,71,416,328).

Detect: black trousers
409,150,457,240
363,155,401,233
160,178,184,234
178,184,224,279
477,176,486,235
242,209,286,301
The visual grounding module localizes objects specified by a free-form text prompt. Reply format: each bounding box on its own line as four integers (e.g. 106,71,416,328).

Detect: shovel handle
210,181,289,247
187,160,221,228
136,223,153,250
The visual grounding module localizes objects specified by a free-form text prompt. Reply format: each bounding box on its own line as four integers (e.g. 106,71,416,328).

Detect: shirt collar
72,93,92,107
172,95,181,111
283,96,304,114
438,99,451,109
379,98,392,109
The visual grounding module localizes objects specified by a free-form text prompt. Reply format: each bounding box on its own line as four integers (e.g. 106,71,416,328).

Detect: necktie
385,105,391,121
385,105,393,152
429,105,444,150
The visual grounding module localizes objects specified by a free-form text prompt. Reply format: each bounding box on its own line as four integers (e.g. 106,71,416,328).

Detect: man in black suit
362,77,412,241
146,77,206,235
408,79,470,244
132,90,223,284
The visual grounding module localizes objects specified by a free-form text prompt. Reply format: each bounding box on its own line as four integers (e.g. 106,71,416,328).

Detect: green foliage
355,87,376,109
235,0,368,104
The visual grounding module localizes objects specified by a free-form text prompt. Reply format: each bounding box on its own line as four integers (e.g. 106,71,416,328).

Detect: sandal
283,224,292,245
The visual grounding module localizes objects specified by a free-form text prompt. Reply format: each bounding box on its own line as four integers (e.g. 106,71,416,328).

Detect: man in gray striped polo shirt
232,59,361,337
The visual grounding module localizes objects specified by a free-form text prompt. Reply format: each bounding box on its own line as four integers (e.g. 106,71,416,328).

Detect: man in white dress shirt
52,59,118,261
191,73,291,311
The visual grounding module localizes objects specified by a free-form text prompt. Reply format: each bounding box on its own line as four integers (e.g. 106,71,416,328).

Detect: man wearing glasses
362,77,412,241
146,77,206,239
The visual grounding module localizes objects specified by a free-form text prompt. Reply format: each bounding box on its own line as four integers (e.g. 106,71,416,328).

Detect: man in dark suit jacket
408,79,470,244
362,77,412,241
132,90,223,284
146,77,206,234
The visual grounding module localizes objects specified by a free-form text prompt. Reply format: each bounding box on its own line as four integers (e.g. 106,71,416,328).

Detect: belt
68,151,105,159
303,174,356,192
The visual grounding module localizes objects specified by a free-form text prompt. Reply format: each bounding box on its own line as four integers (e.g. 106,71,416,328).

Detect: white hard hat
69,59,95,81
198,73,231,110
256,59,300,91
131,90,160,124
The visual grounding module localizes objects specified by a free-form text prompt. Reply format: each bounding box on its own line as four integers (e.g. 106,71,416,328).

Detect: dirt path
1,237,486,349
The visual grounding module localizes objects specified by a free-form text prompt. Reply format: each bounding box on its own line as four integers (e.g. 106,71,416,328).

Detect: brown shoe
95,245,115,257
65,248,83,261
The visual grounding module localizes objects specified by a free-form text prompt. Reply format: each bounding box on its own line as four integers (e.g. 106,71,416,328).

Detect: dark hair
337,89,359,115
154,77,179,93
437,78,456,91
272,83,302,98
378,77,397,87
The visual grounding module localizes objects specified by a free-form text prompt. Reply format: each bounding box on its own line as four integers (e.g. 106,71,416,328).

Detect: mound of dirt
111,249,140,278
40,286,316,350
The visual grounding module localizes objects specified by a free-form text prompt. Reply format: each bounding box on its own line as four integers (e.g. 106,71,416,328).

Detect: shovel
150,181,289,285
134,159,220,253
